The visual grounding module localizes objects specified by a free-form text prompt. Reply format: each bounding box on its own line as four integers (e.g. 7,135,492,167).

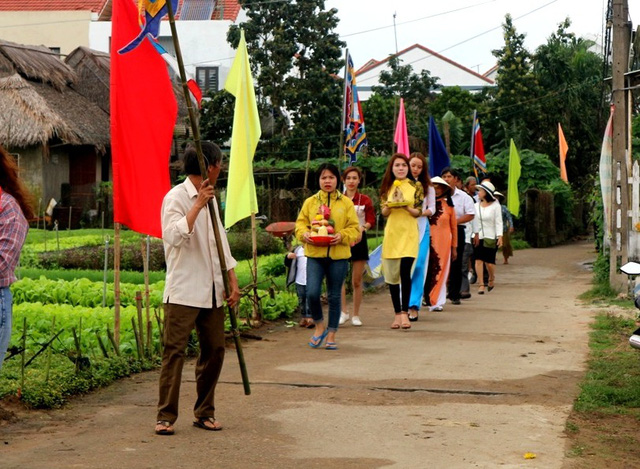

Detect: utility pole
609,0,631,291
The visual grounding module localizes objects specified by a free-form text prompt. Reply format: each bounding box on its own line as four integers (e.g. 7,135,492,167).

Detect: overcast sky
326,0,615,75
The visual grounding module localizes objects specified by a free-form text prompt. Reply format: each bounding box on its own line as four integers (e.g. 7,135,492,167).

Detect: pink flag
394,98,409,157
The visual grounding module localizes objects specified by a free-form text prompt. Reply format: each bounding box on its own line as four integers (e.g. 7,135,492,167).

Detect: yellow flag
507,139,521,217
224,29,261,228
558,123,569,183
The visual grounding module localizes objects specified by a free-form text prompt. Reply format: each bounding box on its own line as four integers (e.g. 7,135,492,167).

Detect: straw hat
477,181,496,198
431,176,452,194
494,191,504,198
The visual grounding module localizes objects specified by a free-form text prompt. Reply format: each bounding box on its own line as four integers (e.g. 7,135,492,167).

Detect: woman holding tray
379,154,423,330
295,163,359,350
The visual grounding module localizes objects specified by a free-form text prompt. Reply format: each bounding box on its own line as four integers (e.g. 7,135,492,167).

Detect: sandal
400,313,411,329
478,285,486,295
308,329,329,348
155,420,174,436
193,417,223,431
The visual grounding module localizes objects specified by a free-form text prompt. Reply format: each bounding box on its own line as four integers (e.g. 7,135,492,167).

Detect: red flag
110,0,177,238
473,114,486,174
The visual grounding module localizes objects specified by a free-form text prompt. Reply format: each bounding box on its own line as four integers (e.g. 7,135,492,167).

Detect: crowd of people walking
293,153,514,350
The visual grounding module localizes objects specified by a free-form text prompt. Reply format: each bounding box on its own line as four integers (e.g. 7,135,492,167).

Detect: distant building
0,0,244,94
356,44,495,101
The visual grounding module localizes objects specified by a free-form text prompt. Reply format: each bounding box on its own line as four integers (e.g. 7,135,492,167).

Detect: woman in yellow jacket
296,163,360,350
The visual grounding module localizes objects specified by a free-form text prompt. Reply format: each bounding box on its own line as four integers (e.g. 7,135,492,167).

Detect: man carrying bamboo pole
155,142,240,435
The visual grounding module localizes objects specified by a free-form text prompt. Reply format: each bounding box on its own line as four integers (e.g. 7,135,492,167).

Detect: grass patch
573,313,640,413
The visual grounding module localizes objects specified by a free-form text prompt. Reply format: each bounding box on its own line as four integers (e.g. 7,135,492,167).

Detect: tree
429,86,485,155
371,56,440,137
227,0,345,160
200,90,235,144
531,18,604,183
490,14,540,148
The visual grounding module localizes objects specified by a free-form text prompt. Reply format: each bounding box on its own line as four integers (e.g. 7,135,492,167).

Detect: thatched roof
0,40,76,91
65,47,110,114
0,40,109,149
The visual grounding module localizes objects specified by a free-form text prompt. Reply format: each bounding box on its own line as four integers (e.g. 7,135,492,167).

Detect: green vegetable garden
1,228,298,408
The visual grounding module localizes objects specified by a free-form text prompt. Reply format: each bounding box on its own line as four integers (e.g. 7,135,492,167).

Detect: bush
38,243,166,271
227,230,285,260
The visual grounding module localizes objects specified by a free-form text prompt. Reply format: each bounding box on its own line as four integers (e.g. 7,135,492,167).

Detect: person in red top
0,145,33,371
340,166,376,327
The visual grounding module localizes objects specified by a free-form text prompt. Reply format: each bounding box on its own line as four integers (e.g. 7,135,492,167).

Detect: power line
357,0,560,85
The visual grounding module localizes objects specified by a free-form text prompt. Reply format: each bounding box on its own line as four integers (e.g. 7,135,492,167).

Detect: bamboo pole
143,236,151,354
20,317,27,393
303,142,312,191
250,213,260,322
45,316,55,383
339,48,348,167
114,223,121,346
166,0,250,395
135,290,144,357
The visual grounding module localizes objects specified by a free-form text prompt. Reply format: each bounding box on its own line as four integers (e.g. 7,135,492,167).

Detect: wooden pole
251,213,260,322
114,222,121,346
610,0,630,291
166,0,250,395
140,235,151,354
303,142,312,190
339,48,348,167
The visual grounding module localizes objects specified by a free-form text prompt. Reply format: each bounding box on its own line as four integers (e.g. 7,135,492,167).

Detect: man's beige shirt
161,178,237,309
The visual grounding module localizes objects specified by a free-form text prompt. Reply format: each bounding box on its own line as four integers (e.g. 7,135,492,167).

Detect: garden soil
0,240,636,468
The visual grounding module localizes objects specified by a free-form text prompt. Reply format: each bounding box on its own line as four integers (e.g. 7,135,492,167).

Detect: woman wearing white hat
471,181,503,294
423,176,458,312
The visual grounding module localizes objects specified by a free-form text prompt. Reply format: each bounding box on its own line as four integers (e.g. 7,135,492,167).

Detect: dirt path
0,241,597,468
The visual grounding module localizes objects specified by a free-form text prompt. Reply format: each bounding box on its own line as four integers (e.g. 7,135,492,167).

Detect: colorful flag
151,41,202,108
473,114,487,174
558,123,569,183
428,116,450,178
394,98,410,157
119,0,179,54
224,29,261,229
343,53,367,164
111,0,177,238
507,139,521,217
599,105,614,245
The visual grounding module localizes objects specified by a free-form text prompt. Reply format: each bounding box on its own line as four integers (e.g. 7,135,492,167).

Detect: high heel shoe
478,285,486,295
488,284,495,292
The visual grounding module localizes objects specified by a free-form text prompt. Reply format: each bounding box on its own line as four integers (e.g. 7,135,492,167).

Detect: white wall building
356,43,495,101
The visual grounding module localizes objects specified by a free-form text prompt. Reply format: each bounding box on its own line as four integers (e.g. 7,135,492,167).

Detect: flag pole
339,48,348,168
165,0,250,395
470,110,478,180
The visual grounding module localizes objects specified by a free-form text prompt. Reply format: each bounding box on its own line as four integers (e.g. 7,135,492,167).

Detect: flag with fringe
343,53,367,164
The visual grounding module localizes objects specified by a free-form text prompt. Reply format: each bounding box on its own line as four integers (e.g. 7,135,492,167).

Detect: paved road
0,241,595,468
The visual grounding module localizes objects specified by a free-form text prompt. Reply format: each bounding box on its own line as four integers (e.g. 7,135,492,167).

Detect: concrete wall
0,11,92,55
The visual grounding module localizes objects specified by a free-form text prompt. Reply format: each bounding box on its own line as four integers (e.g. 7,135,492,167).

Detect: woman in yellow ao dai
380,154,424,329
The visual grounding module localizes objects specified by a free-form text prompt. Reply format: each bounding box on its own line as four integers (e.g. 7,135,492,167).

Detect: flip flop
308,329,329,348
193,417,223,431
325,342,338,350
155,420,174,436
390,323,401,329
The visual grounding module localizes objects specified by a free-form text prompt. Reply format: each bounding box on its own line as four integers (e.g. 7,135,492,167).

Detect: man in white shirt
155,142,240,436
441,167,475,304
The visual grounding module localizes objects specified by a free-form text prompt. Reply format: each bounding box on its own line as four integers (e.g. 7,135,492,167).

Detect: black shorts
350,230,369,261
